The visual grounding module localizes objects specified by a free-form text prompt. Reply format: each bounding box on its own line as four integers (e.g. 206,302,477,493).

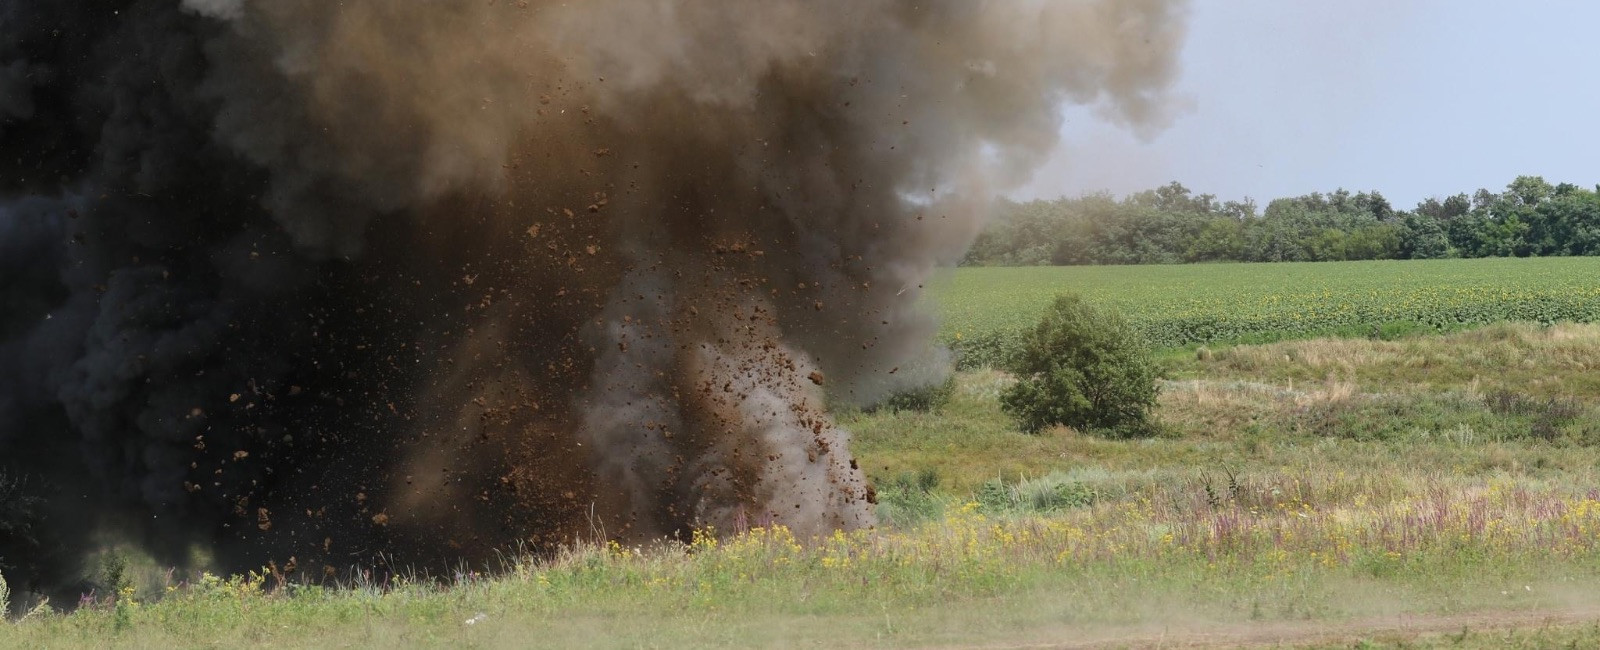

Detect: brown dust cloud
0,0,1188,597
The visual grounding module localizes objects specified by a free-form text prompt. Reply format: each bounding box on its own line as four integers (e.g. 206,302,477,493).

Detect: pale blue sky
1019,1,1600,209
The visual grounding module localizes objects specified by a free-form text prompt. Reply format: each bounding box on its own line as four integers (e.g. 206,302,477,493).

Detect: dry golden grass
1187,323,1600,399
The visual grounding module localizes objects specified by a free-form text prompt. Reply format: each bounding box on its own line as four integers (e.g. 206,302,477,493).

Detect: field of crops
932,258,1600,354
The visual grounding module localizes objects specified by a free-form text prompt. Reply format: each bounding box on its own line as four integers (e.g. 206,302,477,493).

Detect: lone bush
1000,293,1159,436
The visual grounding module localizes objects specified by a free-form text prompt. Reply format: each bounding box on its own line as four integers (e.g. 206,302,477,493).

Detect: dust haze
0,0,1187,595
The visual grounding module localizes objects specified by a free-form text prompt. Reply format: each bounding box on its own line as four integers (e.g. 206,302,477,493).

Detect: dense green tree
1416,193,1471,221
1184,217,1246,262
963,176,1600,268
1000,294,1158,436
1504,175,1555,207
1400,213,1451,259
1345,224,1403,260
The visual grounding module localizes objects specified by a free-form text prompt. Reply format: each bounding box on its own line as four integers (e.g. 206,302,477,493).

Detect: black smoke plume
0,0,1188,598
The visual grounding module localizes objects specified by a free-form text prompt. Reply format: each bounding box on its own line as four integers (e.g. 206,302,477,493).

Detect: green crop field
933,258,1600,352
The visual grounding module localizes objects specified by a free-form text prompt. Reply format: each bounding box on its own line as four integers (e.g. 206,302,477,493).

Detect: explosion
0,0,1187,596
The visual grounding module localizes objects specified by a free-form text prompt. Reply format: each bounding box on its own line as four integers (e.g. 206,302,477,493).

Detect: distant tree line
963,176,1600,266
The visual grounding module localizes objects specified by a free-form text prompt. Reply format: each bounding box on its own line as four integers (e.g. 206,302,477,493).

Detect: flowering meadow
8,471,1600,648
9,303,1600,647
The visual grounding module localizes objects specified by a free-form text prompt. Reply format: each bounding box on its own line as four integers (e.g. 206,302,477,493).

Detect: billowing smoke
0,0,1187,595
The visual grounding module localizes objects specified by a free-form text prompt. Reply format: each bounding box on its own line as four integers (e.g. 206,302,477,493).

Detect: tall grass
10,324,1600,646
8,479,1600,647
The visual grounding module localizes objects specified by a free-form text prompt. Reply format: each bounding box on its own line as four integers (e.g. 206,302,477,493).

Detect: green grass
849,326,1600,495
7,489,1600,648
933,258,1600,351
11,274,1600,646
8,325,1599,647
1165,321,1600,399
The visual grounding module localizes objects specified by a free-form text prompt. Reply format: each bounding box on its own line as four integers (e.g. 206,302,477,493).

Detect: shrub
1000,293,1159,436
98,549,131,601
1017,476,1098,512
1483,389,1585,442
869,375,956,413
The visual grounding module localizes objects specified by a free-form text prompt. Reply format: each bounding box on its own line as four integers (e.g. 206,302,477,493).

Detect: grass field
933,258,1600,351
9,267,1600,647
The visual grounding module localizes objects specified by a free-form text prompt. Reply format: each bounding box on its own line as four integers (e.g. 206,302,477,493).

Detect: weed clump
1000,294,1160,436
976,473,1097,514
874,470,944,527
1484,390,1585,441
870,376,957,414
